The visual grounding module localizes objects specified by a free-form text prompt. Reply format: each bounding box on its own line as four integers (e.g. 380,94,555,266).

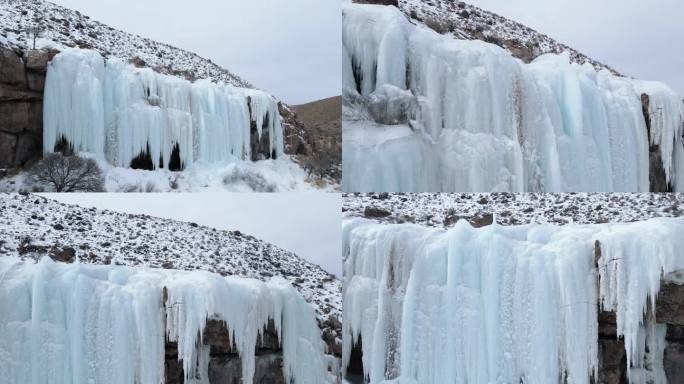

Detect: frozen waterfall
43,48,284,170
342,217,684,384
342,4,684,192
0,257,329,384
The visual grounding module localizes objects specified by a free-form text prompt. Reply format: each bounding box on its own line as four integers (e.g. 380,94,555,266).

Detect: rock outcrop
165,319,286,384
0,47,51,169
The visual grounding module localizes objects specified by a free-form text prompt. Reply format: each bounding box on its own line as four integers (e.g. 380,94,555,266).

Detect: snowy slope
0,193,341,327
0,0,250,87
398,0,617,73
343,192,684,227
342,3,684,192
342,216,684,383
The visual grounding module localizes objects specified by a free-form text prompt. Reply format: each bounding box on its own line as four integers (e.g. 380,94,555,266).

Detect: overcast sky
43,193,342,277
51,0,342,105
468,0,684,96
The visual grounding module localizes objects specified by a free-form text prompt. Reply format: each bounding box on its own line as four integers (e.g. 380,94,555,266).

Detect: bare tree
25,23,45,50
29,153,104,192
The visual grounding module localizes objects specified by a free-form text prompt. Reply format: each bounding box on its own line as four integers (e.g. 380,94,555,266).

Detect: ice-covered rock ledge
342,217,684,383
342,3,684,192
0,257,333,384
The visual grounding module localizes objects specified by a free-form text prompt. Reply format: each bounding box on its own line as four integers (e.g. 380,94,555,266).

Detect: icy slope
0,0,249,87
342,3,684,192
342,216,684,383
0,256,330,384
44,48,283,169
0,193,341,327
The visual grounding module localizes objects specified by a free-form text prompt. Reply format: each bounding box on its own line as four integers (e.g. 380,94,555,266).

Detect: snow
44,48,282,170
0,0,249,87
0,256,330,383
398,0,617,73
342,216,684,383
342,3,684,192
343,192,684,228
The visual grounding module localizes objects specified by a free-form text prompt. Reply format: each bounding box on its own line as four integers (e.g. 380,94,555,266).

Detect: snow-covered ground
342,216,684,383
343,192,684,227
0,0,249,86
0,193,341,326
0,256,332,383
342,3,684,192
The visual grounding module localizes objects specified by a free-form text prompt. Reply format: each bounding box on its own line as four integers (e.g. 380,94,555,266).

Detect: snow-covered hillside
0,193,341,328
342,3,684,192
343,192,684,227
0,256,331,383
398,0,617,73
342,216,684,383
0,0,249,87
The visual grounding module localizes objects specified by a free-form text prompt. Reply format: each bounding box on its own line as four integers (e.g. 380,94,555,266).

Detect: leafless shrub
28,153,104,192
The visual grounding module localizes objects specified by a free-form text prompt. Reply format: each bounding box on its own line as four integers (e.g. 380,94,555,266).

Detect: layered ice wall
342,4,684,192
0,257,329,384
43,48,283,170
342,217,684,384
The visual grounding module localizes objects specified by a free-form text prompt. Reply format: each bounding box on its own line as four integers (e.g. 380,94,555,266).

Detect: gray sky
51,0,342,105
43,193,342,277
468,0,684,96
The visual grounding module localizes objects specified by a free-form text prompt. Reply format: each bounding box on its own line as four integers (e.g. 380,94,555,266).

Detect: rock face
0,47,50,169
164,317,286,384
281,96,342,183
642,93,673,192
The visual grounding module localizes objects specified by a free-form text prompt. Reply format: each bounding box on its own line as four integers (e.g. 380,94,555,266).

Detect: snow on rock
0,256,330,384
398,0,617,73
0,0,250,87
342,3,684,192
43,48,283,169
342,216,684,383
343,192,684,227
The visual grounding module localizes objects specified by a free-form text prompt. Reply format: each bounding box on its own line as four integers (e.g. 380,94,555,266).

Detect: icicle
342,3,682,192
43,48,284,170
343,217,684,383
0,257,329,384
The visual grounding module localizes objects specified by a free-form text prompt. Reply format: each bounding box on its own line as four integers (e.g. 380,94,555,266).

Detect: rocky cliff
0,47,50,169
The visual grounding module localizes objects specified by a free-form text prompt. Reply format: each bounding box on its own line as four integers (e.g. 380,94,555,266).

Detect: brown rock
0,132,17,166
656,279,684,326
49,246,76,263
364,206,392,218
13,133,41,166
0,102,30,133
470,213,493,228
25,50,49,72
0,49,25,86
664,341,684,384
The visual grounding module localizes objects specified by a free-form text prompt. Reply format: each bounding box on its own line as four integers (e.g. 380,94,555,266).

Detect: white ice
342,217,684,384
0,257,329,384
43,48,283,170
342,4,684,192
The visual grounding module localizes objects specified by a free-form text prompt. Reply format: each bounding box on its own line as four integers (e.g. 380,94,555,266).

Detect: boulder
364,206,392,218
